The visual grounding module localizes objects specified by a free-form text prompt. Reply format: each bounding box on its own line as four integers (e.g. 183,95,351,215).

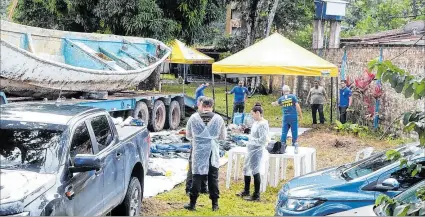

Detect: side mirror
69,154,102,173
376,178,400,191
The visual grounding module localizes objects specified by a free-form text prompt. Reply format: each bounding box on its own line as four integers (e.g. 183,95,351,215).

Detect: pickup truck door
66,120,104,216
88,114,126,213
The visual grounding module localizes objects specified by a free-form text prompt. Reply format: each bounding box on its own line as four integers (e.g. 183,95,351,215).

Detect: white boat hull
0,21,171,97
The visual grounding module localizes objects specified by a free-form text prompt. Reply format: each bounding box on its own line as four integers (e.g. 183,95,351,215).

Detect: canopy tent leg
330,77,333,123
212,71,216,111
225,75,229,125
182,64,186,95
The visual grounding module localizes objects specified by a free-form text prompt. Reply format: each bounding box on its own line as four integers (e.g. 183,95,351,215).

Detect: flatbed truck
0,91,199,132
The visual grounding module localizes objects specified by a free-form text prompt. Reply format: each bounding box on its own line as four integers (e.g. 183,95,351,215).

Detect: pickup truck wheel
149,100,166,132
165,100,181,130
124,177,142,216
133,101,149,126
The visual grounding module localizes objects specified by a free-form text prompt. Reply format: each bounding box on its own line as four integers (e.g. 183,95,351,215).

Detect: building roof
341,21,425,46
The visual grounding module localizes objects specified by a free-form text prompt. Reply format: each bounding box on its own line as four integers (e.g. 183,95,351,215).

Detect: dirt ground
141,128,399,216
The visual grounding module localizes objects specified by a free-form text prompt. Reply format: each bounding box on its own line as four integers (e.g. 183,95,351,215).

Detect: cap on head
202,97,214,108
282,85,290,94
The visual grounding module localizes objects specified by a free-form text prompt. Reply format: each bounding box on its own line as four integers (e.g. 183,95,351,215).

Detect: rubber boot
279,142,287,154
244,174,261,201
293,143,299,154
212,199,219,211
236,176,250,197
184,196,197,211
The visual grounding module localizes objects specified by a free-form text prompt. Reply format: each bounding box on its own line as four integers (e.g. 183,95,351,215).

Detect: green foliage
334,120,368,135
12,0,225,43
342,0,425,37
369,59,425,216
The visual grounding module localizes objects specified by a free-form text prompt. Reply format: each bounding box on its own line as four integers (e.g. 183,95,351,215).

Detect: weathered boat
0,21,171,97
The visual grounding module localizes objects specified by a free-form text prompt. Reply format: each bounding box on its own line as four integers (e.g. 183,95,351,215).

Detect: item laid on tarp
169,39,214,64
233,113,245,125
150,143,192,154
212,33,338,77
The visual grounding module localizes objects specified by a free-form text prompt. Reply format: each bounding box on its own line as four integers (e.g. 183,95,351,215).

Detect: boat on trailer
0,21,172,97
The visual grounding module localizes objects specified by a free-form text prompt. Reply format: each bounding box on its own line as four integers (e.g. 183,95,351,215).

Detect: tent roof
169,39,214,64
212,33,338,77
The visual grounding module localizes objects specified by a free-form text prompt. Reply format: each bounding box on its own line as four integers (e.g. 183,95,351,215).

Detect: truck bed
116,125,147,141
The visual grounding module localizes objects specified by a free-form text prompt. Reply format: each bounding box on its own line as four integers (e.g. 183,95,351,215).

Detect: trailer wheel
133,101,149,126
150,100,166,132
166,100,181,130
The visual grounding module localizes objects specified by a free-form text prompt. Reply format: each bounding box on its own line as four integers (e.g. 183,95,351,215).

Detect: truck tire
149,100,166,132
123,177,142,216
133,101,149,127
165,100,181,130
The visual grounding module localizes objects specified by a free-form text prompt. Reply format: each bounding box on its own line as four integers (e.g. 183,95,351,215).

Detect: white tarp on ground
144,157,228,198
144,127,310,198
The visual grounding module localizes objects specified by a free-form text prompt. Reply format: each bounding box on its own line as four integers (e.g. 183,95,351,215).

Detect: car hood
329,205,376,216
0,169,56,205
286,167,373,201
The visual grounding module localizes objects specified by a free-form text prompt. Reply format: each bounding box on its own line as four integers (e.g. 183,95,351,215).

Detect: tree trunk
265,0,279,37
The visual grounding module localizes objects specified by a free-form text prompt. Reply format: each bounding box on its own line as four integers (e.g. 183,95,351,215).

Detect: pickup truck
0,102,151,216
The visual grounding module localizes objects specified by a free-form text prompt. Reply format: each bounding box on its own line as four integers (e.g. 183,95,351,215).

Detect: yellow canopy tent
211,33,339,124
167,39,214,95
169,39,214,64
212,33,337,77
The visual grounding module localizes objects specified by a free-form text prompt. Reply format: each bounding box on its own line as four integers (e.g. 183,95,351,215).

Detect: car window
342,146,420,180
390,161,425,191
70,122,93,159
90,115,113,151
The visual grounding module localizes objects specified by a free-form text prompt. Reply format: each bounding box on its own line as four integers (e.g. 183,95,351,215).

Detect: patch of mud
141,198,176,216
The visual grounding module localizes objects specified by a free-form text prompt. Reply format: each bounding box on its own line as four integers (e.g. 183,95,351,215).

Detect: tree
343,0,425,37
369,59,425,216
12,0,224,43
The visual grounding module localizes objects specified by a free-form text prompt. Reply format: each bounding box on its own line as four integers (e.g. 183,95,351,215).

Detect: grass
154,180,280,216
161,83,332,128
142,127,405,216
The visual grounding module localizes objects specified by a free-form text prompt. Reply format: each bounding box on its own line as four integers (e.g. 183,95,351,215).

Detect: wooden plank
99,47,138,70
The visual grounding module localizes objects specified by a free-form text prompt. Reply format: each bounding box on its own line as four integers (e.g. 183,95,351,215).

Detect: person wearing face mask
235,102,269,202
339,80,352,124
306,80,328,125
272,85,303,154
226,80,250,119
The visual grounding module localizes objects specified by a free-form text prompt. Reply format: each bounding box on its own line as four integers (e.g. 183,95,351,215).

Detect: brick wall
264,47,425,130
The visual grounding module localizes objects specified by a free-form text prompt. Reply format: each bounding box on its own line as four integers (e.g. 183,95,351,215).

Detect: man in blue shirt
195,83,209,102
227,80,249,117
339,81,352,124
272,85,303,153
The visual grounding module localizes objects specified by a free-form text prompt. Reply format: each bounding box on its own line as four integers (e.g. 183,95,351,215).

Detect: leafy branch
369,59,425,216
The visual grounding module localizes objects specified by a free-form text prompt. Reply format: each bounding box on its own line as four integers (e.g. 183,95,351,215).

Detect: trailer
0,91,199,132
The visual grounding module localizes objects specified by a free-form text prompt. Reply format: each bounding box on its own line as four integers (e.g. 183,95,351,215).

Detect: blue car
275,144,425,216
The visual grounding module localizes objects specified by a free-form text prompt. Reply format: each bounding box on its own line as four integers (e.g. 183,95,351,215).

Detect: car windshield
341,145,421,181
0,127,64,174
374,181,425,216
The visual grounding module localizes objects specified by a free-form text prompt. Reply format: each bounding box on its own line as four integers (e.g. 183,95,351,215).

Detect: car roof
0,103,101,125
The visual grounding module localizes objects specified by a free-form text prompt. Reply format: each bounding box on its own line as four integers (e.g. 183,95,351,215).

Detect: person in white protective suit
185,96,209,195
184,97,227,211
236,102,270,201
